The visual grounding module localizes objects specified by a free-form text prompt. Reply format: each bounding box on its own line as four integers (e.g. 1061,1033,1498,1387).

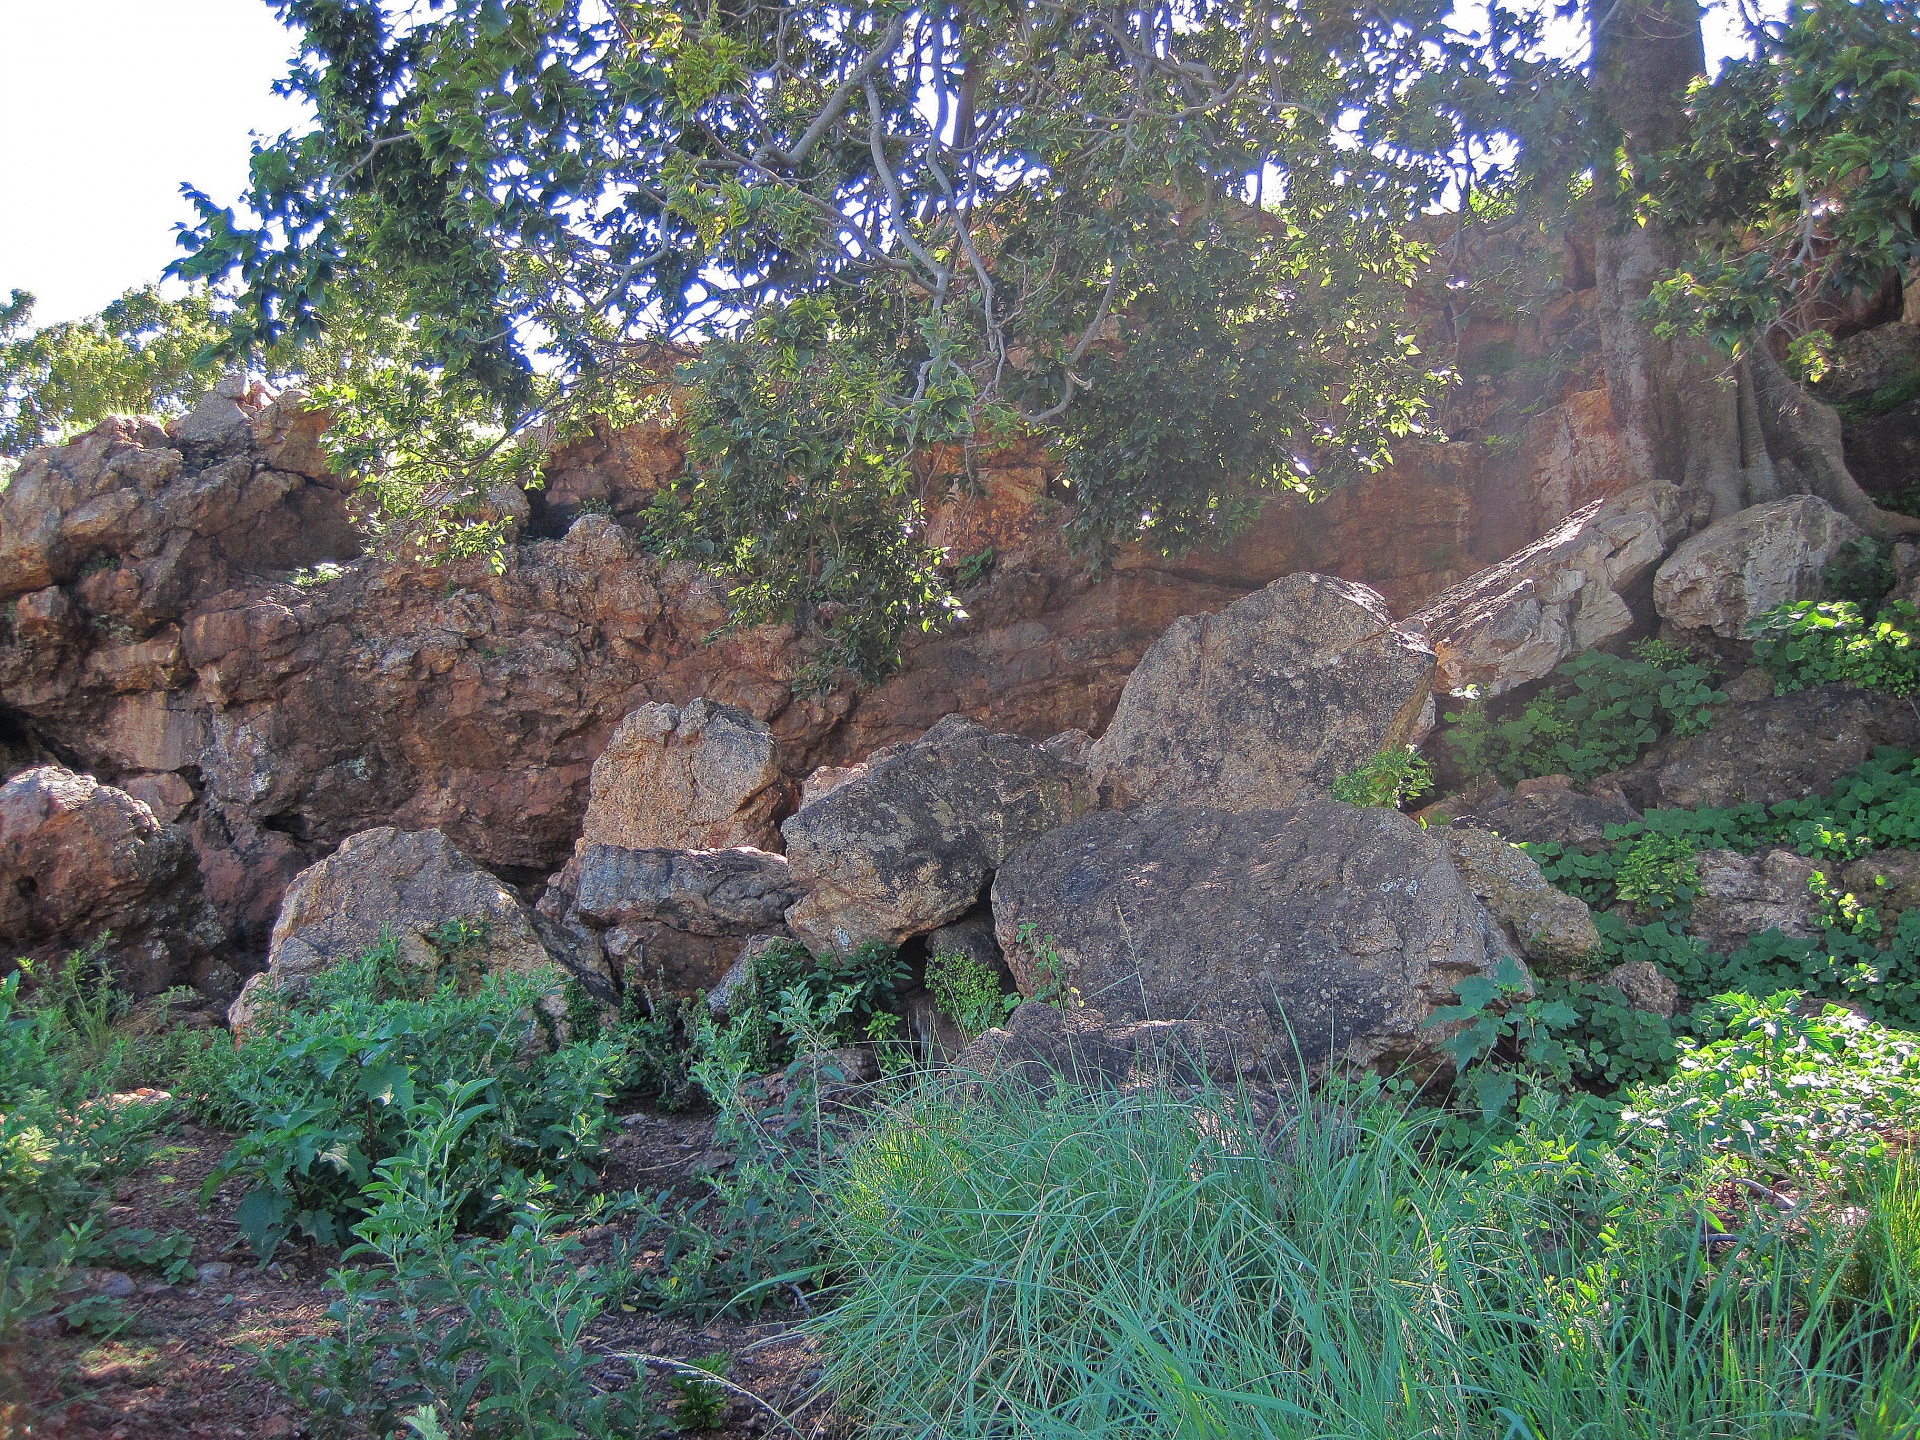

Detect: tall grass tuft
817,1078,1920,1439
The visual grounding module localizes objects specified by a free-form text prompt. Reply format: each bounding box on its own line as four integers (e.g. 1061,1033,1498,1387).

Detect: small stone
97,1270,136,1298
1604,960,1680,1019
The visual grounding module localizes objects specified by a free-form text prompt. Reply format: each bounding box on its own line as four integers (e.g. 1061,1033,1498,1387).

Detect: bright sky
0,0,311,327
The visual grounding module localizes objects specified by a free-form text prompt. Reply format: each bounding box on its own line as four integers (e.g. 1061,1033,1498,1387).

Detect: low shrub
256,1081,662,1440
1748,599,1920,696
189,936,630,1259
1618,991,1920,1182
1,961,202,1339
1445,643,1723,785
925,948,1016,1041
708,938,909,1075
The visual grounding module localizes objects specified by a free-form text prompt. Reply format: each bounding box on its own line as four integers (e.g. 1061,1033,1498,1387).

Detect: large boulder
544,843,798,991
990,802,1513,1079
1653,496,1861,638
1409,486,1693,696
1435,774,1644,851
1085,573,1436,812
951,1000,1237,1097
581,699,789,853
0,766,229,999
236,827,612,1031
781,714,1091,954
1689,847,1819,955
1618,685,1920,810
1442,825,1601,971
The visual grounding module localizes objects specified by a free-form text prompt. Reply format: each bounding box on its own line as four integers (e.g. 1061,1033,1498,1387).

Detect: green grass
817,1075,1920,1439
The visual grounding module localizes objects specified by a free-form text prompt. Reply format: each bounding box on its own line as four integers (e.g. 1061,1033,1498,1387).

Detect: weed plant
1329,747,1434,808
189,936,632,1259
925,949,1017,1041
0,954,206,1339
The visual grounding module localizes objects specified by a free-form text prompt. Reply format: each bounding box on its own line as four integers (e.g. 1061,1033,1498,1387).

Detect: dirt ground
3,1108,846,1440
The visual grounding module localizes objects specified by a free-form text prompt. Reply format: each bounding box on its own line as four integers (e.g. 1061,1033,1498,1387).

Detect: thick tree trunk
1589,0,1918,533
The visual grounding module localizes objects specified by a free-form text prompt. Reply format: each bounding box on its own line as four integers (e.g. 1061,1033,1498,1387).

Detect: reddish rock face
0,315,1636,958
0,766,230,998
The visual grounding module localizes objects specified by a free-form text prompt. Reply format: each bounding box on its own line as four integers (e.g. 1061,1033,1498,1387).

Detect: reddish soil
3,1110,848,1440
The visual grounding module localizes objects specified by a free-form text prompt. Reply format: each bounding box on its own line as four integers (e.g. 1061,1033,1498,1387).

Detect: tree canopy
1,0,1888,682
171,0,1578,680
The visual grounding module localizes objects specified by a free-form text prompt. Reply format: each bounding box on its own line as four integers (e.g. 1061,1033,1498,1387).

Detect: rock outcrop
0,766,230,999
1619,685,1920,810
579,699,788,853
235,826,612,1032
1410,486,1694,696
1653,496,1860,637
1840,850,1920,930
1688,847,1819,955
781,714,1090,954
1438,774,1644,850
1442,825,1601,971
543,843,798,990
990,802,1512,1078
1086,573,1436,811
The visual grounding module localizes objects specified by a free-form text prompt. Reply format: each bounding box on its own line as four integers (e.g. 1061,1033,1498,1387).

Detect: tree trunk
1588,0,1919,533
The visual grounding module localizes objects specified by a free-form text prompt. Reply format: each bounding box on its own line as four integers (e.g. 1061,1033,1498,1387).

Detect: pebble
97,1271,136,1299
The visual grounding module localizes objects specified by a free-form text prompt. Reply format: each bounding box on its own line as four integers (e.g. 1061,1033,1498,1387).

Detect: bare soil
4,1109,847,1440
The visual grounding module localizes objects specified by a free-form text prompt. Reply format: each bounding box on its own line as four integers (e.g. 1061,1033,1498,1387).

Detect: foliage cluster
926,948,1018,1042
187,936,632,1260
1329,748,1435,809
166,0,1585,683
0,287,228,459
1749,599,1920,697
1642,0,1920,360
0,956,209,1341
1444,643,1724,785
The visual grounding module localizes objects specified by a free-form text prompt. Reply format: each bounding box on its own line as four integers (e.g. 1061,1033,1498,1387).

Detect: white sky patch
0,0,311,326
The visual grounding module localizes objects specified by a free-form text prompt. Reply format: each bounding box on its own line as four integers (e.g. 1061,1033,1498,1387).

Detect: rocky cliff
0,279,1634,970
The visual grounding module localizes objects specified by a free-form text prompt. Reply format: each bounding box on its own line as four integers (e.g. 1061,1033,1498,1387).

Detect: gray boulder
1442,825,1601,972
1654,496,1861,637
990,802,1513,1079
1603,961,1680,1018
951,1000,1238,1096
567,844,797,934
549,843,798,992
1086,573,1435,811
1689,847,1819,955
235,826,611,1034
1436,774,1644,851
782,714,1090,954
